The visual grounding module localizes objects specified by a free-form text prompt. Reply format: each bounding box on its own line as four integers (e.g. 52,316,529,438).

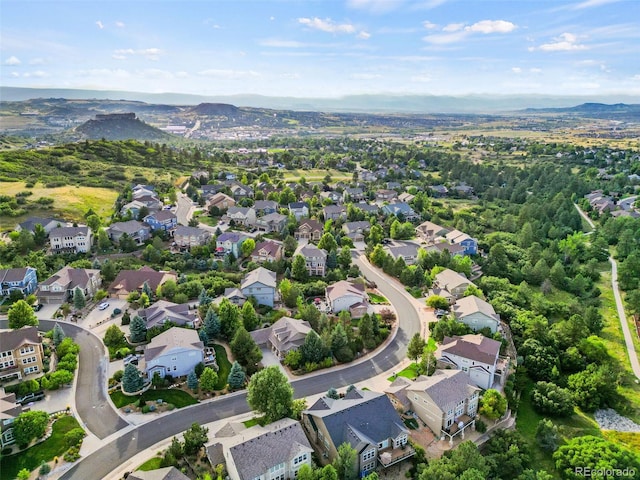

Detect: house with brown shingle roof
37,266,101,304
295,219,323,242
249,316,311,359
437,334,504,390
325,281,369,318
0,327,45,382
139,300,199,329
250,240,283,263
108,266,177,299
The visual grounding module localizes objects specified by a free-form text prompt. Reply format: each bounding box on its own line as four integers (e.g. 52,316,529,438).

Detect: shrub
166,403,175,411
530,381,574,417
64,428,86,447
475,419,487,433
63,446,81,462
113,370,124,383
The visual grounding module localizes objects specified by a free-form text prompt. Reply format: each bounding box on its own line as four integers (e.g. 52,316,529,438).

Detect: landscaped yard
213,343,232,390
110,388,198,409
387,363,419,382
242,418,260,428
138,455,163,471
368,292,389,304
0,415,82,480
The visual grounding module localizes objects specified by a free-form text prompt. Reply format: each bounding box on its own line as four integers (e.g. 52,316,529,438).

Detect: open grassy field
0,181,118,230
281,168,352,183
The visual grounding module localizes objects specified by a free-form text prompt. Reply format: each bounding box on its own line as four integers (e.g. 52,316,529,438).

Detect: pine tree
227,361,246,389
358,314,375,349
204,306,221,339
326,250,338,269
230,327,263,374
122,363,144,393
142,281,153,300
52,323,66,347
129,315,147,343
187,371,199,391
199,287,212,307
73,287,86,310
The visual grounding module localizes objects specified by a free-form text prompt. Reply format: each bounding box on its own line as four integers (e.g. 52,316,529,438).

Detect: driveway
80,298,129,330
35,303,59,320
259,348,290,378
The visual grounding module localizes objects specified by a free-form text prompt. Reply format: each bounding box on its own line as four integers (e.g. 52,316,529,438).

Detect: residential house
360,171,378,182
342,221,370,243
229,183,254,199
107,220,151,245
173,226,211,249
254,212,288,234
295,219,323,242
398,192,415,203
396,370,480,444
386,243,420,266
1,389,26,448
325,281,369,318
437,334,506,390
302,388,414,476
432,269,474,300
0,326,45,382
139,300,199,329
425,242,466,257
240,267,277,307
445,230,478,256
253,200,279,216
430,185,448,197
191,170,210,183
201,184,226,198
323,205,347,222
0,267,38,298
216,232,248,258
451,183,474,196
16,217,66,235
37,266,101,304
250,317,312,359
386,182,402,191
143,211,177,232
355,203,380,216
226,207,257,227
206,418,313,480
251,240,284,264
376,189,398,202
415,221,449,243
343,187,365,202
132,184,156,199
127,467,190,480
452,296,501,334
120,200,150,218
320,191,342,204
49,226,92,253
296,244,327,277
108,267,177,299
288,202,310,221
143,327,204,379
381,202,419,221
206,192,236,212
223,288,246,306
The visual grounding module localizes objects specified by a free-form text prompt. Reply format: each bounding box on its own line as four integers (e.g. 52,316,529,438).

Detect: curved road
60,256,422,479
574,204,640,381
0,319,128,439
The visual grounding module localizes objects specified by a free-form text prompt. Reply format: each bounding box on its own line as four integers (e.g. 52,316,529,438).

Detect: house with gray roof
452,295,500,334
226,206,256,227
254,212,288,234
432,269,474,301
295,244,327,277
37,266,101,304
0,267,38,298
381,202,419,221
323,205,347,221
1,389,26,447
107,220,151,245
401,370,480,445
343,187,365,202
143,327,204,379
16,217,66,235
139,300,199,329
127,467,190,480
250,316,311,359
288,202,309,221
253,200,279,216
241,267,277,307
216,232,248,258
385,243,420,265
342,221,370,242
302,388,414,476
49,226,92,253
206,418,313,480
173,225,211,248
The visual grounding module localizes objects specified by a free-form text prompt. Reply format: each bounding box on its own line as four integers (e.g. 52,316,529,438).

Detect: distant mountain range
2,86,639,114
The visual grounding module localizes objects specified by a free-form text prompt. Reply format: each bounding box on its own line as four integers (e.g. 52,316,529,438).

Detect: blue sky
2,0,639,98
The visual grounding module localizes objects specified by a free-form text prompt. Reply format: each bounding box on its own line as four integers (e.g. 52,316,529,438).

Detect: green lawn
0,415,82,480
243,418,260,428
213,344,232,390
110,388,198,409
368,292,389,304
387,363,419,382
138,456,163,471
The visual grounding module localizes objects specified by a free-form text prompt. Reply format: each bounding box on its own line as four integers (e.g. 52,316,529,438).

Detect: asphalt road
175,192,195,226
0,319,128,439
60,256,422,480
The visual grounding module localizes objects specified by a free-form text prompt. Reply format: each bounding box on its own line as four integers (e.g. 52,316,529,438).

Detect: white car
98,302,110,311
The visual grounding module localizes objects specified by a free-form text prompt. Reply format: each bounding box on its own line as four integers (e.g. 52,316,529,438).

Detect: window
293,454,307,465
173,366,177,371
20,346,35,355
362,462,376,473
24,366,39,374
362,449,376,461
22,356,37,365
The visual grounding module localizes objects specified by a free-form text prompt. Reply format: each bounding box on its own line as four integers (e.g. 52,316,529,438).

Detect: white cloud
465,20,516,34
350,73,382,79
423,21,438,30
512,67,522,73
115,21,125,28
443,23,464,32
357,31,371,39
530,33,587,52
5,56,21,65
270,16,275,21
410,73,432,82
571,0,620,9
79,68,131,78
298,17,356,34
96,20,104,30
197,69,260,79
279,73,301,79
347,0,404,13
23,71,48,78
10,72,20,78
112,48,162,60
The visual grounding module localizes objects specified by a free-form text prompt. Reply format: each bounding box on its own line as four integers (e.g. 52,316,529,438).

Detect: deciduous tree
246,366,293,423
8,300,38,329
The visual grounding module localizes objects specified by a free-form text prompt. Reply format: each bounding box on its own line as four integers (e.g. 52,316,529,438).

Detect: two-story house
343,187,365,202
206,418,313,480
415,221,449,244
250,316,312,359
226,207,257,227
389,370,479,445
173,226,211,249
325,281,369,318
437,334,505,390
143,327,204,379
49,226,92,253
432,269,475,302
302,388,414,476
254,213,288,234
295,219,323,242
452,296,501,334
445,230,478,256
323,205,347,222
107,220,151,245
139,300,199,329
108,267,177,299
251,240,284,264
216,232,248,259
206,192,236,212
240,267,277,307
296,244,327,277
143,211,177,232
0,267,38,299
342,221,371,243
376,189,398,202
381,202,419,222
1,389,26,447
37,266,101,304
288,202,309,221
386,243,420,266
16,217,66,235
229,183,254,199
0,326,45,382
253,200,279,216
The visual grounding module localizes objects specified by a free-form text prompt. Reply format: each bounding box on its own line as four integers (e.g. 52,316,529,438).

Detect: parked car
17,391,45,405
123,354,139,366
98,302,110,311
434,309,448,319
32,303,43,312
